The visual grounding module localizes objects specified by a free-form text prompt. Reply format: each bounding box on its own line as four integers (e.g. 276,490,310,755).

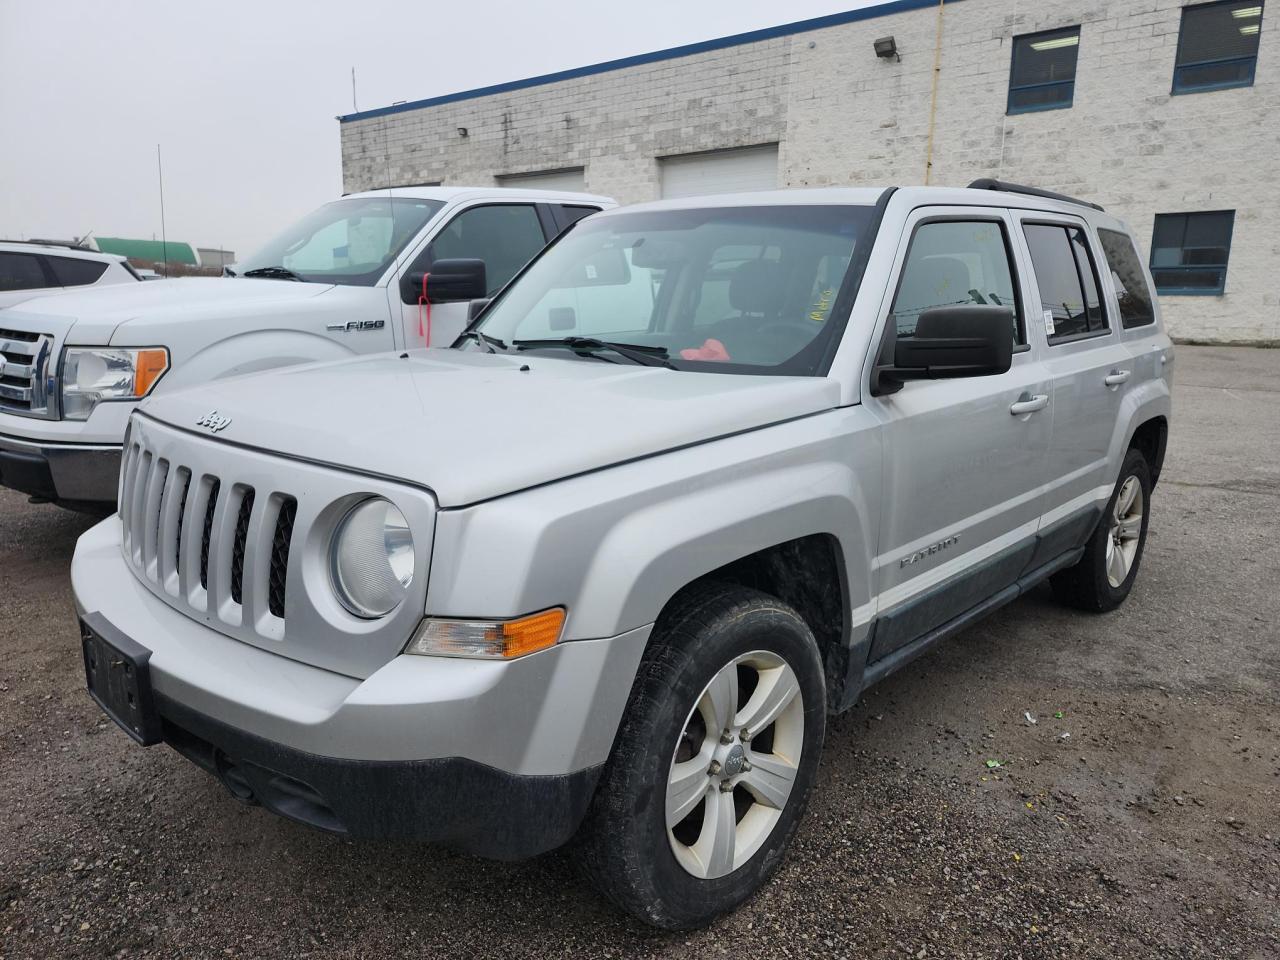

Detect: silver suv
73,181,1172,929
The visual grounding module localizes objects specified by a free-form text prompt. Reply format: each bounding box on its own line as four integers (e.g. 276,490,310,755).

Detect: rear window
1097,229,1155,328
47,256,109,287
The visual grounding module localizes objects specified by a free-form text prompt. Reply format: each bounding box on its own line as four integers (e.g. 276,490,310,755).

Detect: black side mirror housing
401,258,487,304
872,305,1014,396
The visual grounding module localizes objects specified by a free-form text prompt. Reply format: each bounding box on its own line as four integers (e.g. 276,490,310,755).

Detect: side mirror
401,258,487,304
872,305,1014,396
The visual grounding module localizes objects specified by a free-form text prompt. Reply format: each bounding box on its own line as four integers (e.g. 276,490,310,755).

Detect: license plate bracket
81,613,162,746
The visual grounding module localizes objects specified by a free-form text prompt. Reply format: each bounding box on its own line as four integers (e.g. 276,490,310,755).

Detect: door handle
1009,393,1049,416
1104,369,1131,387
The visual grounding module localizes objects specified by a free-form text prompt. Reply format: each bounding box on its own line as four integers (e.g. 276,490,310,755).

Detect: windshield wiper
513,337,676,369
457,330,508,353
242,265,307,282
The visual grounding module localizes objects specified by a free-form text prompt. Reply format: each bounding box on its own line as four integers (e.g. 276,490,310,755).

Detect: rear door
394,202,553,347
865,207,1052,662
1011,212,1132,531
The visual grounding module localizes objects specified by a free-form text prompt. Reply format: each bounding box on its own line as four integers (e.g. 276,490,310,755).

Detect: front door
395,202,553,348
865,208,1052,661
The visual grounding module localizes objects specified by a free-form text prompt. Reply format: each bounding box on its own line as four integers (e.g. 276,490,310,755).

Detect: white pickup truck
0,186,612,510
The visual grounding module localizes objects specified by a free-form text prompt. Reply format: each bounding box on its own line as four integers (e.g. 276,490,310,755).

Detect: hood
0,277,335,345
139,350,840,506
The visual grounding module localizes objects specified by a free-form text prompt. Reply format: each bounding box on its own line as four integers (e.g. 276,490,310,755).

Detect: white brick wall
340,0,1279,344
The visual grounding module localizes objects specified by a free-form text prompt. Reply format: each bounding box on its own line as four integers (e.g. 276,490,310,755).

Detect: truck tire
1051,447,1152,612
574,582,826,930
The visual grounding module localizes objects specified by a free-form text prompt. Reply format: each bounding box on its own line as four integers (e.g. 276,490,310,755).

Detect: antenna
351,67,358,112
157,144,169,278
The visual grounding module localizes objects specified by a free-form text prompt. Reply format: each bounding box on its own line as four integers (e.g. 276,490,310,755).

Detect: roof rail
966,178,1104,212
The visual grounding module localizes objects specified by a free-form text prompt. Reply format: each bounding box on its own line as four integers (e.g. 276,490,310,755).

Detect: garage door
659,144,779,199
498,168,587,193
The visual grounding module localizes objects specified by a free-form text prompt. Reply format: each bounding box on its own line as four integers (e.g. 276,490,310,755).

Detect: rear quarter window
47,256,109,287
1097,229,1156,328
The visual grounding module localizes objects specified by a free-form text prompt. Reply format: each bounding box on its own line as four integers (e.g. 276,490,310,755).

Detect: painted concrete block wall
340,0,1278,343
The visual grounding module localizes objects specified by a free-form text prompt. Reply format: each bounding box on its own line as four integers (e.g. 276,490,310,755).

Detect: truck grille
120,439,297,631
0,328,56,418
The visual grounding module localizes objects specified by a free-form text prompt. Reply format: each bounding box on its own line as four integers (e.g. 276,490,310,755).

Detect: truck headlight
330,498,415,618
61,347,169,421
406,609,566,659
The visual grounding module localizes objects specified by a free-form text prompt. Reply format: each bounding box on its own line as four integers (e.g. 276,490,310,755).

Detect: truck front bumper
71,517,651,859
0,432,120,505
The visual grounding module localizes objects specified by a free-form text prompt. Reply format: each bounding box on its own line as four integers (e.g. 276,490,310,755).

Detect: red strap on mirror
418,273,431,345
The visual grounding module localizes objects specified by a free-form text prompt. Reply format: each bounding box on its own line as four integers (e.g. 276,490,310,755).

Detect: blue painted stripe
339,0,961,123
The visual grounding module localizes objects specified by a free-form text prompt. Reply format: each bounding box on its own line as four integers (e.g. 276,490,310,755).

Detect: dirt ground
1,345,1277,959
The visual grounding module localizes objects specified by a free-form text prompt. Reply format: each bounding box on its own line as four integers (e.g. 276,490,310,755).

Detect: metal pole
157,145,169,277
923,0,946,185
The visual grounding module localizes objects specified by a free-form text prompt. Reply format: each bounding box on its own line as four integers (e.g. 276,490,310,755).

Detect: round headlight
330,498,415,618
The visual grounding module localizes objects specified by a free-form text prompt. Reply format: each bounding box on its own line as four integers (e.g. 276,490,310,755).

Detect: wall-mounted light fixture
457,127,469,137
874,36,901,62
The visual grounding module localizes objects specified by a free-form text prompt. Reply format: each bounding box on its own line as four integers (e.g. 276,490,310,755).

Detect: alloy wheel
1106,475,1144,588
665,650,805,879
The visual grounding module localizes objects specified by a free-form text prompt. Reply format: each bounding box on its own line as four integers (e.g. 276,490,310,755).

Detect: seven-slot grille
0,328,56,417
119,438,297,629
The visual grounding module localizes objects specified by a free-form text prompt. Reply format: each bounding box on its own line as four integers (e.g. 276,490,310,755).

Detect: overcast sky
0,0,884,258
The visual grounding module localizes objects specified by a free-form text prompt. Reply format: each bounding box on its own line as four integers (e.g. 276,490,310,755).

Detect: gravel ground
1,345,1277,959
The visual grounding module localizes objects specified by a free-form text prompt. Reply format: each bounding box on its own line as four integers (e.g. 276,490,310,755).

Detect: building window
1007,26,1081,114
1150,211,1235,295
1173,1,1264,94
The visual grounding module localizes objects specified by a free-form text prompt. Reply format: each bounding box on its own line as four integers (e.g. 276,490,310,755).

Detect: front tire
575,583,826,930
1051,447,1152,612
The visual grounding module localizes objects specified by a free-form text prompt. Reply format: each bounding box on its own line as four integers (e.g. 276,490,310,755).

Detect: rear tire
574,582,826,930
1051,447,1152,612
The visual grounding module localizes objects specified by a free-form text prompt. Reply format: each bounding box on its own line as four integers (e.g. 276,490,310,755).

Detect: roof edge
339,0,959,124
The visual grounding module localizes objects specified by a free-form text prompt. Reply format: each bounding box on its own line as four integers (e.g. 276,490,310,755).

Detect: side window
47,256,109,287
428,204,547,295
0,253,48,292
1096,229,1156,328
1022,224,1108,340
890,220,1022,345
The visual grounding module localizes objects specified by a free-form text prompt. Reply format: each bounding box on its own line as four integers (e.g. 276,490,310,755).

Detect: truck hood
139,350,840,506
0,277,336,345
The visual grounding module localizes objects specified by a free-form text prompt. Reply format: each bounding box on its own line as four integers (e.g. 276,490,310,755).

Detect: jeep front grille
120,441,297,630
115,414,436,679
0,328,56,418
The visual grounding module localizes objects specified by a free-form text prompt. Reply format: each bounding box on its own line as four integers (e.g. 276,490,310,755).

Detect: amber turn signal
406,608,566,659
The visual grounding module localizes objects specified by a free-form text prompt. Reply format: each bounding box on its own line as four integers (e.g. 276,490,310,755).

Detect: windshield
237,196,445,286
468,204,874,376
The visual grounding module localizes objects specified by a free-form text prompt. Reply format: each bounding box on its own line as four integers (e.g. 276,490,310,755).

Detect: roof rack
966,178,1104,212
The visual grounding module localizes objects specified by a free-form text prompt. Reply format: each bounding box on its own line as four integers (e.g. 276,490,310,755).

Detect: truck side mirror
401,258,487,304
872,305,1014,396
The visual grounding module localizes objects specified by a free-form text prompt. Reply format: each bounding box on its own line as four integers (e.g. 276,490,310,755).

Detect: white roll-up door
659,145,779,199
498,168,587,193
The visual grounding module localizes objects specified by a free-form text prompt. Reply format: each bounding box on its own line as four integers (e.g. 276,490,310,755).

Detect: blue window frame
1173,1,1264,94
1150,211,1235,295
1007,26,1081,114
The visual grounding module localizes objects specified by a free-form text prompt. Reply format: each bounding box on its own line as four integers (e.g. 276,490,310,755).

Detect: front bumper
0,432,120,504
71,516,651,858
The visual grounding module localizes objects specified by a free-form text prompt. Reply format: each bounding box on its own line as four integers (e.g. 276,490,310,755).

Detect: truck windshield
237,196,444,286
469,205,873,376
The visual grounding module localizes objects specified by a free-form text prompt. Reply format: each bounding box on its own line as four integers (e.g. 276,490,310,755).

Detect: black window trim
1007,25,1083,116
1171,0,1264,95
1018,216,1114,345
1148,208,1236,296
886,211,1030,354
